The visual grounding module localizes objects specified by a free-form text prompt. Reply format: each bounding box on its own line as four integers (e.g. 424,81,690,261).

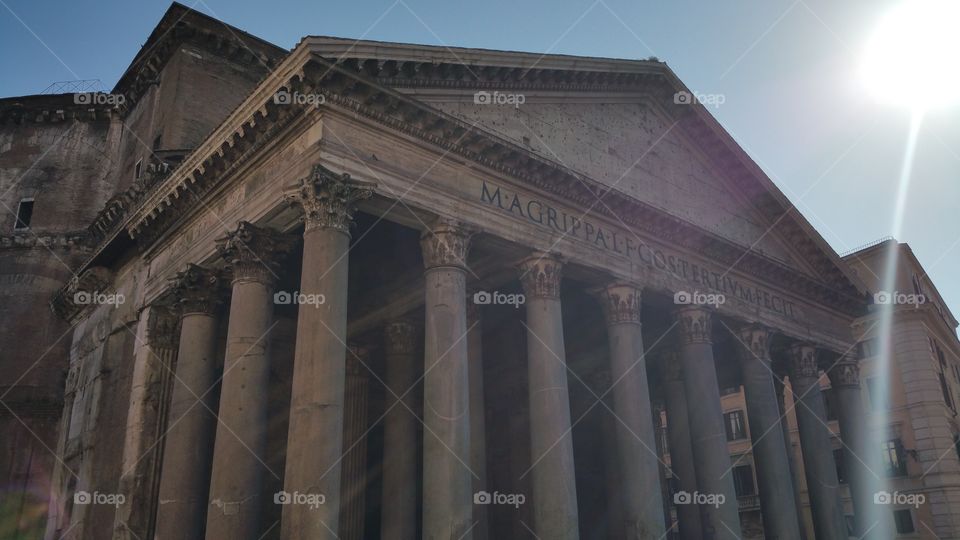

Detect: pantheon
0,3,897,539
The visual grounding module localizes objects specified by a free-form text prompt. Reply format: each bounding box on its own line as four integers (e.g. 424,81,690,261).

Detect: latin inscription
480,180,798,319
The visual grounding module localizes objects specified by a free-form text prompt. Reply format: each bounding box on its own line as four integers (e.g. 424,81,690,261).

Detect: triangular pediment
423,98,807,272
299,37,864,295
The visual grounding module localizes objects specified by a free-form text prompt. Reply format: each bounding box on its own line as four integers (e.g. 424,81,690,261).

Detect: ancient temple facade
1,4,923,540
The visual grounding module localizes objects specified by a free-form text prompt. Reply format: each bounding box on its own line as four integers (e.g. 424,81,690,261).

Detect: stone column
156,265,223,540
380,321,418,540
114,302,179,540
420,219,474,540
773,376,809,540
828,354,884,538
598,375,627,540
518,252,580,540
786,343,847,540
340,346,371,540
597,284,665,538
734,325,801,540
673,307,740,538
467,303,489,540
280,165,373,540
660,352,703,540
206,222,294,540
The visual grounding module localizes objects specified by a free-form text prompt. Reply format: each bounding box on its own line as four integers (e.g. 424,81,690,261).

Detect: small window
152,134,162,150
14,198,34,230
732,464,755,496
833,448,847,483
134,159,142,180
893,509,915,534
724,410,747,441
882,439,907,477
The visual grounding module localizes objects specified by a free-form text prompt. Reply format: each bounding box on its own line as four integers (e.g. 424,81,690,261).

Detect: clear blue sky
2,0,958,316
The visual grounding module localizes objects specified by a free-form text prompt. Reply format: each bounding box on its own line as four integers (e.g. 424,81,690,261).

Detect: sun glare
861,0,960,110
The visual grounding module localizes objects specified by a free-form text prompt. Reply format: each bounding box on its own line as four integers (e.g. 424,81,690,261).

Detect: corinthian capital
597,283,642,325
284,164,374,234
828,353,861,388
146,302,180,352
659,350,683,382
216,221,296,286
786,343,820,385
169,264,223,316
674,306,713,345
735,324,773,367
420,219,473,270
384,320,417,356
518,252,563,299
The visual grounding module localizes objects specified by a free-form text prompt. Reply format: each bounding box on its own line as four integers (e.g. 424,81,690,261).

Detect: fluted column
734,325,801,539
660,353,703,540
340,346,371,540
518,252,580,540
467,303,489,540
381,321,418,540
673,307,740,538
828,354,885,538
156,265,223,540
114,302,179,540
206,222,294,540
420,219,474,540
786,343,847,540
597,284,664,538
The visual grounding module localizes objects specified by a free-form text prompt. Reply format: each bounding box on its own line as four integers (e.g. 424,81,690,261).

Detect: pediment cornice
74,46,864,318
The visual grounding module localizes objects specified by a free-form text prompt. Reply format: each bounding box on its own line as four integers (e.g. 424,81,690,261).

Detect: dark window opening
893,509,915,534
732,464,755,497
14,199,34,230
833,448,847,483
882,439,907,477
724,410,747,441
134,159,142,180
